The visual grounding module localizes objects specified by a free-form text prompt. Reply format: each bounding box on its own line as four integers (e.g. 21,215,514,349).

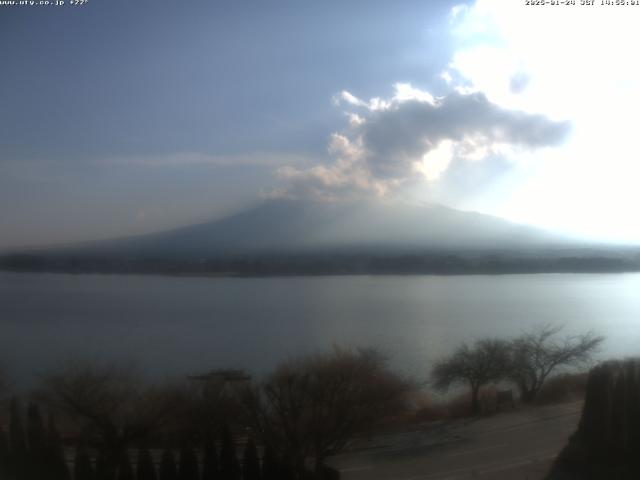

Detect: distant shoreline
2,251,639,278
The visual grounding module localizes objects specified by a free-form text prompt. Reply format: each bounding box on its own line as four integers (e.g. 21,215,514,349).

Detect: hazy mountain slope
3,199,639,275
58,199,563,258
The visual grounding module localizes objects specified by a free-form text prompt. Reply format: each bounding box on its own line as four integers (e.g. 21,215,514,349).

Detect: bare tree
242,347,411,476
40,362,181,471
431,339,510,415
508,325,604,403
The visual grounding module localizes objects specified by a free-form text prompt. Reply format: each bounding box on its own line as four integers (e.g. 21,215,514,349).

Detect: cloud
268,134,396,201
276,83,570,200
440,0,640,242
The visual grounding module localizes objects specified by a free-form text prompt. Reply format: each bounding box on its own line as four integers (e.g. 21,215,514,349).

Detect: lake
1,272,639,386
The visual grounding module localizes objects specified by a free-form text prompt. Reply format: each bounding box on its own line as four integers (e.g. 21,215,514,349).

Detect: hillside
1,200,639,276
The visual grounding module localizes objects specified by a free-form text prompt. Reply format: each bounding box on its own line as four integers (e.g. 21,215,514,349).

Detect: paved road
331,401,582,480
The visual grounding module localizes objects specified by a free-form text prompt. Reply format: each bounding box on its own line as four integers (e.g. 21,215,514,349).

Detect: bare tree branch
508,325,604,403
242,346,411,475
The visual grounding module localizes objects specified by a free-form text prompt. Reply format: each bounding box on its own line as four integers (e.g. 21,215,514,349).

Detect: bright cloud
446,0,640,242
277,83,569,201
274,0,640,243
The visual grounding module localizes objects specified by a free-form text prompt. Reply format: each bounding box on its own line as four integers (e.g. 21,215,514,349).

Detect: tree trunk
471,385,481,415
519,385,536,404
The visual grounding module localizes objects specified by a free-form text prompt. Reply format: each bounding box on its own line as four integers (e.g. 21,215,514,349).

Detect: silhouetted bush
9,398,27,476
201,431,219,480
117,451,134,480
47,412,70,480
74,446,95,480
136,447,157,480
159,449,178,480
0,425,10,479
242,438,260,480
260,444,278,480
96,449,117,480
243,347,410,476
278,455,295,480
26,403,46,462
179,445,199,480
219,425,240,480
43,362,181,465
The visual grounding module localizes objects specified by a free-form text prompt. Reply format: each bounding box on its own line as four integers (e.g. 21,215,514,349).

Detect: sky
2,0,640,248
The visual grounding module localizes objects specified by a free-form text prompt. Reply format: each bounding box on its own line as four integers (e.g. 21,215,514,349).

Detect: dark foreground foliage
0,348,407,480
0,413,343,480
547,359,640,479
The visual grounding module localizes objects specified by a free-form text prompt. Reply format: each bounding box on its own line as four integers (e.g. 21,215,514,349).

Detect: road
330,401,582,480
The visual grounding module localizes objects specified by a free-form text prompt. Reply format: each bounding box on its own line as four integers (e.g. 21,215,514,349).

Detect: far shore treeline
2,249,640,276
0,325,602,480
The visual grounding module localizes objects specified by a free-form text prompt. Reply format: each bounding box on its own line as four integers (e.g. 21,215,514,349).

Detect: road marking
445,443,508,458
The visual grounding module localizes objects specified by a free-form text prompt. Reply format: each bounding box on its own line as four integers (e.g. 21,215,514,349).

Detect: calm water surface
1,272,639,384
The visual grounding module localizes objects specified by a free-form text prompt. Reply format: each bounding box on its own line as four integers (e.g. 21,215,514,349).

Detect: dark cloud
277,87,571,199
360,91,571,179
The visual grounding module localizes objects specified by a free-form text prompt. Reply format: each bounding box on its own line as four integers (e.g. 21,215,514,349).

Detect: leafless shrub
39,361,182,459
242,346,412,475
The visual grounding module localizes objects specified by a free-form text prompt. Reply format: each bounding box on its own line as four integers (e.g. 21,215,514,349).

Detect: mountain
64,199,562,256
1,199,639,275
